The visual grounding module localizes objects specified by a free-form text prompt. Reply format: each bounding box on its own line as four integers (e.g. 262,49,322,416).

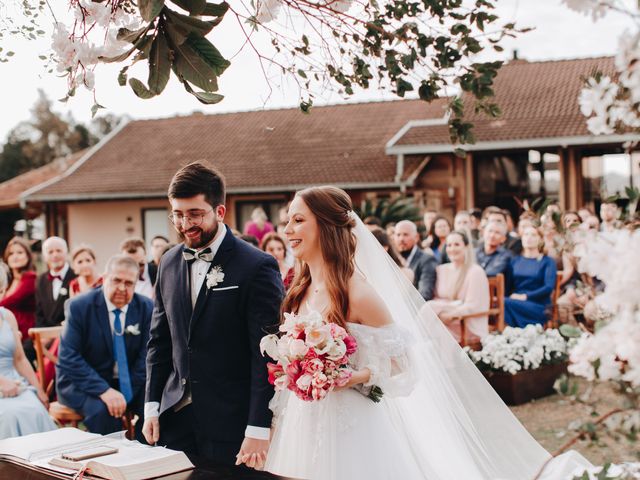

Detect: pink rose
302,358,324,373
311,372,329,389
267,362,283,385
296,373,313,392
286,360,302,383
335,369,352,388
344,335,357,355
311,386,329,401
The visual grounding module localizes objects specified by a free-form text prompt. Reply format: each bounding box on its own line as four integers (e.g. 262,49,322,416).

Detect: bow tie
48,273,62,282
182,247,214,263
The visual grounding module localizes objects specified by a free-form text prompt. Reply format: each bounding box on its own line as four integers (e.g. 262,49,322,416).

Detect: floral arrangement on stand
464,324,569,375
554,229,640,479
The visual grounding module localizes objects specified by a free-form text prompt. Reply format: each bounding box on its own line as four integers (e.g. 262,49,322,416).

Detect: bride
263,186,591,480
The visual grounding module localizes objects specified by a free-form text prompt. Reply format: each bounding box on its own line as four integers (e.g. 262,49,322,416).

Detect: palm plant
355,196,421,226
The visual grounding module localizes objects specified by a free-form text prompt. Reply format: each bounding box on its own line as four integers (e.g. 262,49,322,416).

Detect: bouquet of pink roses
260,311,358,402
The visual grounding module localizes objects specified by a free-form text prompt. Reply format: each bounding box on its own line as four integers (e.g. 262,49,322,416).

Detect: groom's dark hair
168,161,226,207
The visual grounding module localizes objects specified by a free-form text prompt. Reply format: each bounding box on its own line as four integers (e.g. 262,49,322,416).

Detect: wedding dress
265,214,592,480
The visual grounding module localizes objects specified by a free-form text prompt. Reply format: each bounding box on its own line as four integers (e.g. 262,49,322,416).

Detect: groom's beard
180,222,218,249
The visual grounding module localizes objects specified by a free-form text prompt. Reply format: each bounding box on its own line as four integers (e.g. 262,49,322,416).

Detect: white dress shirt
135,263,155,300
50,263,70,301
144,224,270,440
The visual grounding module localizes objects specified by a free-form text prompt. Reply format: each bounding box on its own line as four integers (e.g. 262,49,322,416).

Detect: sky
0,0,631,141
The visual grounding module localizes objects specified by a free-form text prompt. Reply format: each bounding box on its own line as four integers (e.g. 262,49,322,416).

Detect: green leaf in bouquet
367,385,384,403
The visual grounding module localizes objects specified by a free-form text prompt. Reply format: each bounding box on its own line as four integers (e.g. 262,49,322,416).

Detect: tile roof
25,99,449,201
390,56,623,150
24,56,631,201
0,150,86,209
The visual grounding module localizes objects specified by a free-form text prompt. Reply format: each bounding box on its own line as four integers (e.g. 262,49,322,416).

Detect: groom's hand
142,416,160,445
235,437,269,470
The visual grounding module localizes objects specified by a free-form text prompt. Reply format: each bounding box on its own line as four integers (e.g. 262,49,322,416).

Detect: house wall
67,199,175,271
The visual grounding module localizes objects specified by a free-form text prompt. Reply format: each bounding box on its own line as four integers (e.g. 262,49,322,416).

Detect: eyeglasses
169,209,214,227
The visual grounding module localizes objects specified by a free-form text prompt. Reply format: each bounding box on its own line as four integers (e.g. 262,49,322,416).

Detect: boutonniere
125,324,141,336
206,266,225,289
59,287,68,297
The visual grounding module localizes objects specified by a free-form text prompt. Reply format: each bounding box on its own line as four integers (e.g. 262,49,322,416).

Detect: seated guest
363,216,382,231
562,211,581,231
120,237,155,299
394,220,437,300
0,267,55,439
261,233,295,289
240,234,259,248
57,255,152,439
427,231,489,344
475,221,512,279
600,200,621,233
454,211,478,247
243,207,274,244
428,216,452,263
36,236,76,328
149,235,169,268
371,227,414,283
504,226,557,327
69,245,101,298
0,237,36,354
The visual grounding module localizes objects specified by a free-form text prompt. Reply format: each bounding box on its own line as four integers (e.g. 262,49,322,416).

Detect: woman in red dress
0,237,36,349
68,245,101,297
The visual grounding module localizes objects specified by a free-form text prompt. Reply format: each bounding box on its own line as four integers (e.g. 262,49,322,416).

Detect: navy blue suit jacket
56,287,153,411
146,227,284,443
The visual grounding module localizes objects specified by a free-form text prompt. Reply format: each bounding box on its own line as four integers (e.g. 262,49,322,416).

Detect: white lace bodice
346,322,416,397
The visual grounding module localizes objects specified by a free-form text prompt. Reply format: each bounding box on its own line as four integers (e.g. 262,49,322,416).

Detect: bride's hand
335,368,371,390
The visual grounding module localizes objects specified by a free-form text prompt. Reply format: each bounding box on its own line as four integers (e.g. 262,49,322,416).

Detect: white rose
296,374,313,391
289,339,309,358
326,339,347,361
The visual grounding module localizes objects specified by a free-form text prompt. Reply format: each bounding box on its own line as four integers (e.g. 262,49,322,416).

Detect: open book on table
0,427,194,480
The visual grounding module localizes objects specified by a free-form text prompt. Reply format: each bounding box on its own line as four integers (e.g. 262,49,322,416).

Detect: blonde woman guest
261,233,295,289
504,226,557,327
0,266,56,439
69,245,101,297
427,231,489,344
244,207,275,244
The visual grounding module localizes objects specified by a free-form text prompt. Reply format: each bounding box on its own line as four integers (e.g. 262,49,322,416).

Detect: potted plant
465,324,570,405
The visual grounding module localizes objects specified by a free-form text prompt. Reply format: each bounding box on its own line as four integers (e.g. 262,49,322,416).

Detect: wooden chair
545,272,563,329
457,273,505,349
29,327,136,438
29,326,84,428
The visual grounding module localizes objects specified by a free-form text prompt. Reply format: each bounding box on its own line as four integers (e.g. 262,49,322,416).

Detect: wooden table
0,455,288,479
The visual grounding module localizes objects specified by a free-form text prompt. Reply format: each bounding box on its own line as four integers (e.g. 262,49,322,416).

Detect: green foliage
355,196,421,226
81,0,520,144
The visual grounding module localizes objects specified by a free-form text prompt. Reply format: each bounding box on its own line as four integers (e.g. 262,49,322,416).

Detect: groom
143,162,284,471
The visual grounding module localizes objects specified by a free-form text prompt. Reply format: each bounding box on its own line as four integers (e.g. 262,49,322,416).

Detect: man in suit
120,237,156,299
35,236,77,328
56,255,153,439
394,220,437,301
143,162,284,472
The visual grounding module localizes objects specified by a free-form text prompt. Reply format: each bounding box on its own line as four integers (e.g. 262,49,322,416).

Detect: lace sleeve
352,324,416,398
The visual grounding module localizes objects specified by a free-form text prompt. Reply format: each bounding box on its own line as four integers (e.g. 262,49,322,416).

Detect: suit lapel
177,247,192,329
94,290,113,356
188,227,236,336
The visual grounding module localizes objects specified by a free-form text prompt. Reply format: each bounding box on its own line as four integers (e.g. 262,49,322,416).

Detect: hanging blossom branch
566,0,640,137
50,0,525,143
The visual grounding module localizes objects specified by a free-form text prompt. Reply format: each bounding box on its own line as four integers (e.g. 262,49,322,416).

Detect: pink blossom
344,335,357,355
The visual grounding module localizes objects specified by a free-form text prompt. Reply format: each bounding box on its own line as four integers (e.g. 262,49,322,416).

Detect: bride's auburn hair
282,186,357,329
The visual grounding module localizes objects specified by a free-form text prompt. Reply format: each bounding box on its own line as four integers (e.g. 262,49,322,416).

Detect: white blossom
561,0,609,21
256,0,283,23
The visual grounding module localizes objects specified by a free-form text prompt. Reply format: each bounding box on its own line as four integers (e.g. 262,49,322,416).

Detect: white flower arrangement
206,266,225,289
465,325,569,375
571,462,640,480
568,230,640,388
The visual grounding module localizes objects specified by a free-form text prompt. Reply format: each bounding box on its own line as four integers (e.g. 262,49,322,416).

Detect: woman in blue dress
0,265,56,439
504,225,557,327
